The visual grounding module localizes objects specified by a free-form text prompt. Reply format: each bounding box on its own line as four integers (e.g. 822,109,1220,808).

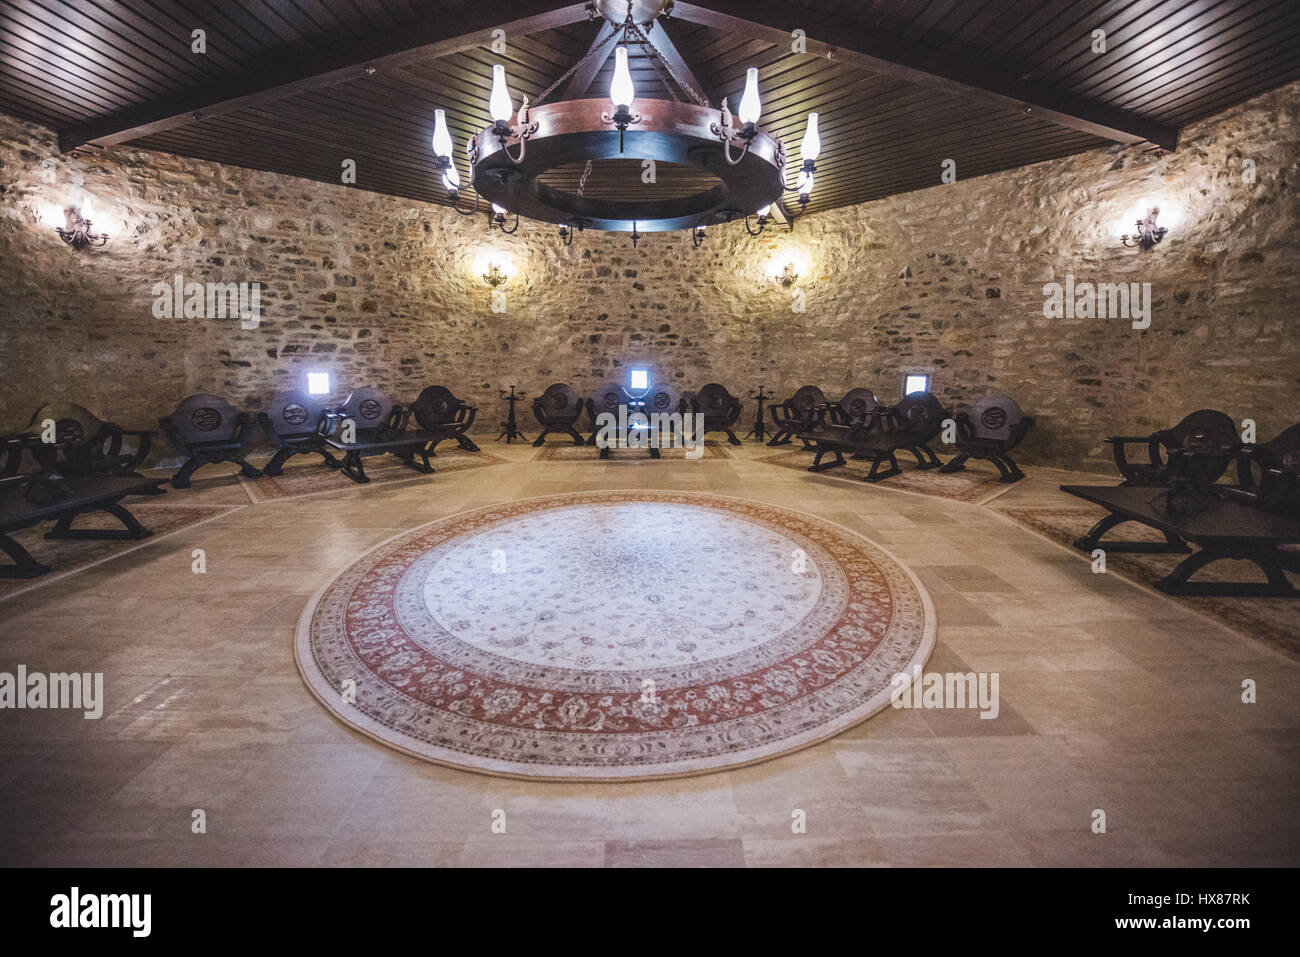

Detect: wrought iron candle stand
743,385,773,442
497,386,529,443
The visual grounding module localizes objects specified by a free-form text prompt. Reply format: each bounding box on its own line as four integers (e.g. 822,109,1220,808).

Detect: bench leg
170,457,203,489
340,451,370,484
864,452,902,483
723,429,742,446
46,503,152,541
808,448,846,472
766,429,791,447
262,446,296,476
1073,512,1190,554
396,447,434,474
532,429,551,447
1155,546,1300,598
565,426,586,446
233,456,262,478
0,532,52,578
912,444,942,469
994,453,1025,483
938,452,970,474
455,433,481,453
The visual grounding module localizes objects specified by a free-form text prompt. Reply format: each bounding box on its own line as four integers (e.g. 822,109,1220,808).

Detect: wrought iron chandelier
429,0,821,241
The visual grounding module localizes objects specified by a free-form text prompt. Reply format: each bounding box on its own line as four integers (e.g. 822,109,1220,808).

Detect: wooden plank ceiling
1,0,1297,221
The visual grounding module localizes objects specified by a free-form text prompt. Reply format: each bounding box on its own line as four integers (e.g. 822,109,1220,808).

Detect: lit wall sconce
490,203,519,234
767,254,805,287
49,202,108,250
482,262,509,287
1118,198,1177,250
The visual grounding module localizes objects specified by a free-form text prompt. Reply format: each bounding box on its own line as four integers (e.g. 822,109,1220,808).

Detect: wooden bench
939,393,1035,482
159,394,262,489
689,383,744,446
410,385,480,453
257,390,341,475
767,385,826,447
0,473,167,578
320,387,436,484
1063,482,1300,597
799,392,949,482
531,383,586,446
1106,409,1238,487
18,401,155,483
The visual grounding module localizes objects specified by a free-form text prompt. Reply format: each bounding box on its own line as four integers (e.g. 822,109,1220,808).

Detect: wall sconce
1118,198,1177,250
51,205,108,250
768,258,800,287
481,262,509,287
490,203,519,234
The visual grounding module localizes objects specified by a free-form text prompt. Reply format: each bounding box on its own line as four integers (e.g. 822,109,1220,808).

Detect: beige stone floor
1,440,1296,867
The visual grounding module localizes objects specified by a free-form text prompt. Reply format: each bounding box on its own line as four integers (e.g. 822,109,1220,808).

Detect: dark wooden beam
562,21,617,99
58,1,593,152
670,0,1180,150
642,19,714,106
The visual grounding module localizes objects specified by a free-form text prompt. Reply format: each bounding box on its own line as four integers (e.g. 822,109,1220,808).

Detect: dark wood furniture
743,385,772,442
1106,409,1238,487
159,394,261,489
586,381,627,445
257,390,340,476
0,473,167,578
799,392,950,482
689,383,743,446
15,402,154,481
1063,483,1300,598
410,385,480,453
531,383,586,446
767,386,827,447
320,387,436,484
586,381,683,458
939,393,1035,482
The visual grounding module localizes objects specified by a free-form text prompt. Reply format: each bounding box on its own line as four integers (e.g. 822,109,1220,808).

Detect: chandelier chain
532,26,622,106
577,159,593,198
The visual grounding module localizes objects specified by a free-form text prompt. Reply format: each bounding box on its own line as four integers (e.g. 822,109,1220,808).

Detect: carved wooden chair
257,390,340,476
409,385,480,453
159,394,261,489
531,383,586,446
690,383,743,445
939,393,1035,482
586,381,627,445
17,401,154,482
1228,423,1300,519
767,385,826,447
320,387,437,484
1106,409,1238,487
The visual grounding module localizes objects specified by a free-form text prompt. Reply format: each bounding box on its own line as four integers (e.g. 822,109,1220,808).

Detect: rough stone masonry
0,80,1296,471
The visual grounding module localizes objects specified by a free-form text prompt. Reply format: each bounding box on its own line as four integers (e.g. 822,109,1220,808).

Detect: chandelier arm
721,134,750,167
744,214,765,236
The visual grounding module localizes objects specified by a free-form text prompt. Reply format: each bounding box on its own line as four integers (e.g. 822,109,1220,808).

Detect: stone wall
1,80,1297,470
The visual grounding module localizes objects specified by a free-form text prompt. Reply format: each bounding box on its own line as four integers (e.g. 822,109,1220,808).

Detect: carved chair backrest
264,390,328,440
891,392,948,440
336,388,395,431
787,385,826,416
589,382,627,421
410,385,464,426
965,393,1028,443
1160,409,1237,453
693,383,739,418
26,402,108,449
535,383,583,424
644,384,682,419
835,388,885,426
162,394,245,446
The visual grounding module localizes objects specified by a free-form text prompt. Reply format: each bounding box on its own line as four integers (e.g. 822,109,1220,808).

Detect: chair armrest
389,404,411,433
120,428,153,468
232,412,258,449
459,404,478,430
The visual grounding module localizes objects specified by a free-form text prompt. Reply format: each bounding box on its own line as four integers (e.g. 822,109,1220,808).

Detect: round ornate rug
296,490,934,780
